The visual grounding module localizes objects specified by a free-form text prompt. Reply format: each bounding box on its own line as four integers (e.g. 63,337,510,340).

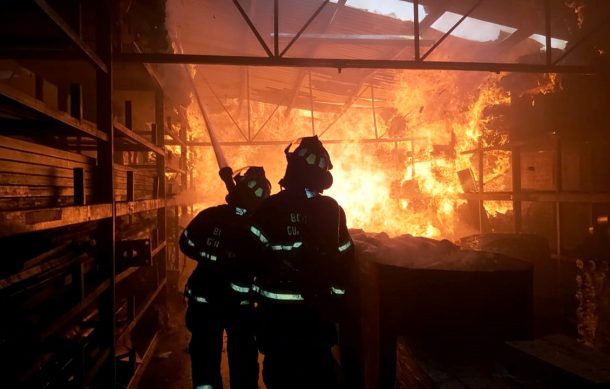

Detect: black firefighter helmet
224,166,271,211
279,135,333,192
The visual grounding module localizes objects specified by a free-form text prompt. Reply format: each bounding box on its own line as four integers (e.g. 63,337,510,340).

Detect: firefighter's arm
329,206,355,298
179,210,211,260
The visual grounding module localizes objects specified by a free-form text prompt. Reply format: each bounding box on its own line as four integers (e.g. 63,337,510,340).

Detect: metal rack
0,1,190,387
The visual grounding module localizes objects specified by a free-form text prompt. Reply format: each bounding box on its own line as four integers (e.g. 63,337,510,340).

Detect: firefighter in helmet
250,136,356,389
179,166,271,389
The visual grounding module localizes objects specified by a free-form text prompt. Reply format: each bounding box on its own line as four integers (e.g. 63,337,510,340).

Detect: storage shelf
83,348,111,387
114,121,165,156
127,331,160,389
116,278,167,344
0,82,108,141
0,199,179,238
115,241,165,283
151,241,167,257
41,279,110,340
115,266,141,284
0,203,113,237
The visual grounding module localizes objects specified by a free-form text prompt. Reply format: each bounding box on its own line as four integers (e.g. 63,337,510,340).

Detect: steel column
309,71,315,135
414,0,420,61
95,0,115,385
545,0,552,65
512,147,522,232
371,86,378,138
274,0,279,57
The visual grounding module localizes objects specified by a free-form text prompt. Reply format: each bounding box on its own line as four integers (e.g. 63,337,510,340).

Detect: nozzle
219,166,235,194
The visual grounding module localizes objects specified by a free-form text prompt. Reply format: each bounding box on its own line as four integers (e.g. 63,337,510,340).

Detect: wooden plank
117,278,167,343
0,198,175,237
0,196,80,210
0,148,91,170
0,172,92,187
0,252,86,290
0,82,107,141
83,348,111,387
0,135,94,164
165,158,186,174
23,241,72,269
115,266,140,284
0,203,112,237
151,241,166,257
127,332,160,389
116,199,169,217
114,121,165,156
0,160,85,178
0,185,92,197
41,279,111,339
165,129,186,148
508,334,610,384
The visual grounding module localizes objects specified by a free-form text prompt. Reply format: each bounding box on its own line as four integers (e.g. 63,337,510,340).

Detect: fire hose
183,65,236,194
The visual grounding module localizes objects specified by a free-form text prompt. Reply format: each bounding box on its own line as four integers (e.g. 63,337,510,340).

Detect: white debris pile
350,229,531,272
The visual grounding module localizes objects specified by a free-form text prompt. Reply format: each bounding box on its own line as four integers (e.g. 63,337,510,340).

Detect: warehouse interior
1,0,610,388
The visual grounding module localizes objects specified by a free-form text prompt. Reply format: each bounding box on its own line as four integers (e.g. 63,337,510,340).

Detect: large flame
181,68,559,239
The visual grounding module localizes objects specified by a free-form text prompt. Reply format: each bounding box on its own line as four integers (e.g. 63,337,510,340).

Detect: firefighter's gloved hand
219,166,233,182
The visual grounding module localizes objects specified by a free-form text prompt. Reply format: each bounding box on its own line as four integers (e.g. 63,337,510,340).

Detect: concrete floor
138,287,265,389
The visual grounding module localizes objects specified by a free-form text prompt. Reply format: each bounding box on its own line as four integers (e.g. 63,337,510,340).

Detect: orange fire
181,68,558,239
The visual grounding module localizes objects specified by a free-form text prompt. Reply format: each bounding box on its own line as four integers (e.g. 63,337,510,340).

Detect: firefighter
179,166,271,389
250,136,356,389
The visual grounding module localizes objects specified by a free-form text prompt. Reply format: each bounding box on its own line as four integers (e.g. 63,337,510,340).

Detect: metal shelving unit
0,0,191,387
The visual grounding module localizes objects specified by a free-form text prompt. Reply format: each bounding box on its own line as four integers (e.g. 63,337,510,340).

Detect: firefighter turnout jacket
179,204,260,306
251,188,354,312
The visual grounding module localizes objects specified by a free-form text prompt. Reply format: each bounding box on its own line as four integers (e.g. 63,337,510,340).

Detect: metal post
309,71,315,135
70,83,83,120
555,134,562,256
74,167,85,205
246,67,251,141
274,0,279,57
124,100,132,129
545,0,552,65
410,136,416,178
478,138,485,233
512,147,522,232
414,0,420,61
371,86,378,138
95,0,115,385
155,90,165,199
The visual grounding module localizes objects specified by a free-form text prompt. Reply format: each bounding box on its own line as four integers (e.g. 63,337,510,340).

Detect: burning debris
181,69,559,240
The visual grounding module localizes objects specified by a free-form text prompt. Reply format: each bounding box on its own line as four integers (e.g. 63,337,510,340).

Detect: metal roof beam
284,0,346,116
280,0,330,57
165,136,422,147
421,0,483,61
117,53,595,74
232,0,274,57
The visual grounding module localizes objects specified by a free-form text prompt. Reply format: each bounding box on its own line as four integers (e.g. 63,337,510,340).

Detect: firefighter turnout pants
256,303,338,389
185,300,259,389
